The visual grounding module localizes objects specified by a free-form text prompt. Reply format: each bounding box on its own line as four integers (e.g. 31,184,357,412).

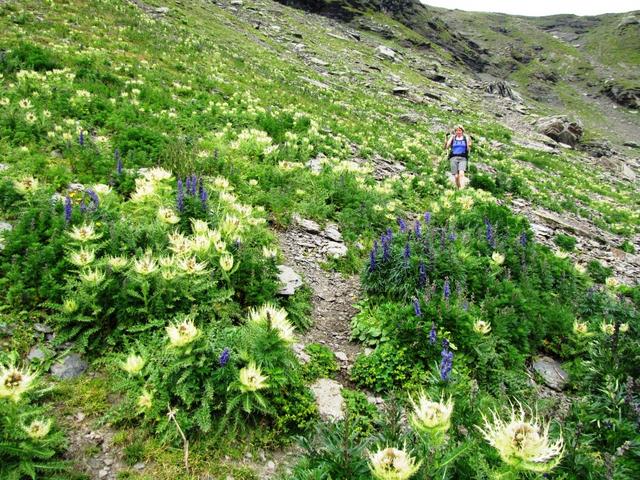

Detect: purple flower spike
64,196,72,223
413,298,422,317
115,148,122,175
78,130,84,146
443,278,451,300
424,212,431,224
369,249,377,273
219,348,230,367
414,220,422,238
418,261,427,287
429,323,437,344
398,217,407,233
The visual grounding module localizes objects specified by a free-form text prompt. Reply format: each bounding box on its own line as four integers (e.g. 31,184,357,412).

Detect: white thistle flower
137,389,153,411
190,218,210,235
0,363,36,402
219,253,234,272
24,419,52,439
69,247,96,267
177,256,208,275
91,184,112,196
121,354,145,375
189,235,212,254
133,254,158,276
369,446,421,480
248,303,294,342
477,404,564,473
79,268,106,284
68,223,101,242
157,207,180,225
141,167,172,182
262,246,278,259
409,393,453,435
620,323,629,333
13,176,39,194
166,318,199,347
473,320,492,335
239,362,269,392
491,252,505,266
107,256,128,270
600,322,615,335
573,321,589,335
168,231,190,256
605,277,619,289
62,298,78,314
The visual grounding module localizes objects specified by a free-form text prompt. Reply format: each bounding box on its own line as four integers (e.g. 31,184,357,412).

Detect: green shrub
587,259,613,284
554,233,577,252
301,343,339,382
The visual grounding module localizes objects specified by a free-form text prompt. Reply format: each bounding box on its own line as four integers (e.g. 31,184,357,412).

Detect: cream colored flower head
79,268,105,284
107,256,128,271
473,320,492,335
458,195,474,211
248,303,295,342
157,207,180,225
189,234,212,254
239,362,269,392
600,322,615,335
14,175,39,193
369,446,421,480
477,404,564,473
555,250,569,259
166,318,199,347
262,246,278,259
574,263,586,274
177,256,208,275
0,363,36,402
213,176,231,190
619,323,629,333
68,223,101,242
92,184,112,197
491,252,505,266
24,419,52,439
220,214,241,236
121,354,145,375
409,393,453,435
142,167,172,182
605,277,619,289
133,254,158,276
190,218,210,235
573,321,589,335
62,298,78,314
168,231,190,256
219,253,234,272
69,247,96,267
137,389,153,411
130,179,156,202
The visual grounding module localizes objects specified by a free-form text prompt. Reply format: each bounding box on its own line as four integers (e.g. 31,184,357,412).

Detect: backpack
448,135,469,158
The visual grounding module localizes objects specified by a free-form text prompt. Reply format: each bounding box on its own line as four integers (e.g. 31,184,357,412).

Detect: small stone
75,412,86,422
276,265,303,296
533,356,569,391
293,215,321,233
326,242,347,259
266,460,276,471
133,462,145,471
323,224,342,242
27,346,46,362
230,0,243,5
104,458,114,466
99,469,109,478
334,351,348,362
34,323,53,334
310,378,344,420
51,353,88,380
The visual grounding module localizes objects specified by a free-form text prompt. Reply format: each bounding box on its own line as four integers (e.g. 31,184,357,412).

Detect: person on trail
445,125,472,189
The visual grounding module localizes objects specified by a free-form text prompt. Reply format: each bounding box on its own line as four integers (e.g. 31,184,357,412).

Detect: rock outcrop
535,115,584,146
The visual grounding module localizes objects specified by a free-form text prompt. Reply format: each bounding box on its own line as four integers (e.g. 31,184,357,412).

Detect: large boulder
533,356,569,391
535,116,584,147
602,80,640,109
485,80,522,102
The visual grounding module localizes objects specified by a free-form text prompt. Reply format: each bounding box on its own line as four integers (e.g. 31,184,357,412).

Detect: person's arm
466,135,472,151
445,135,452,149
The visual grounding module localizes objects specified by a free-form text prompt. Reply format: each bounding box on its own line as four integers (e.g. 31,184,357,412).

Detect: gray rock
624,141,640,149
277,265,303,296
34,323,53,334
485,80,522,102
301,77,329,90
306,156,323,174
334,351,348,362
398,112,422,124
310,378,344,420
309,57,329,67
0,221,12,233
392,86,409,95
535,116,584,147
533,356,568,391
230,0,243,5
325,241,348,259
621,164,636,182
28,346,46,362
323,224,343,242
375,45,396,61
51,353,88,380
293,215,321,233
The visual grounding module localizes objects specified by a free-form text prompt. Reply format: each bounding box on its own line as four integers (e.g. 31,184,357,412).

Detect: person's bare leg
459,171,465,189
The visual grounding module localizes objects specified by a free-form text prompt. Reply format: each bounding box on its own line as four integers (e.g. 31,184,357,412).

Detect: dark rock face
602,81,640,109
535,116,584,146
274,0,489,72
485,80,521,101
51,353,88,379
577,140,614,158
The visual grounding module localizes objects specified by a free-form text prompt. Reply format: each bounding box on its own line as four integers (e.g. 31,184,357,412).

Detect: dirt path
277,224,362,383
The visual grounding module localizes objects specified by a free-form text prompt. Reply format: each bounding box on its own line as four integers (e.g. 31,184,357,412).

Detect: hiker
445,125,472,189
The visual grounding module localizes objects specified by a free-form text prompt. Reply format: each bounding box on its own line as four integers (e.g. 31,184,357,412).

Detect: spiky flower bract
166,318,199,347
68,223,101,242
573,321,589,335
0,363,36,402
409,392,453,436
24,419,52,439
369,446,421,480
477,403,564,473
491,251,505,266
137,389,153,412
219,253,234,272
473,319,492,335
239,362,269,392
247,303,295,342
121,354,145,375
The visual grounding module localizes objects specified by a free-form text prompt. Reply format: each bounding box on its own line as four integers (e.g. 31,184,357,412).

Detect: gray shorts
450,156,467,174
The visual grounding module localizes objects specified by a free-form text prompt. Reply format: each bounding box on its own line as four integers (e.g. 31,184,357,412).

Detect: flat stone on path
276,265,303,295
51,353,88,380
310,378,344,420
533,356,568,391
